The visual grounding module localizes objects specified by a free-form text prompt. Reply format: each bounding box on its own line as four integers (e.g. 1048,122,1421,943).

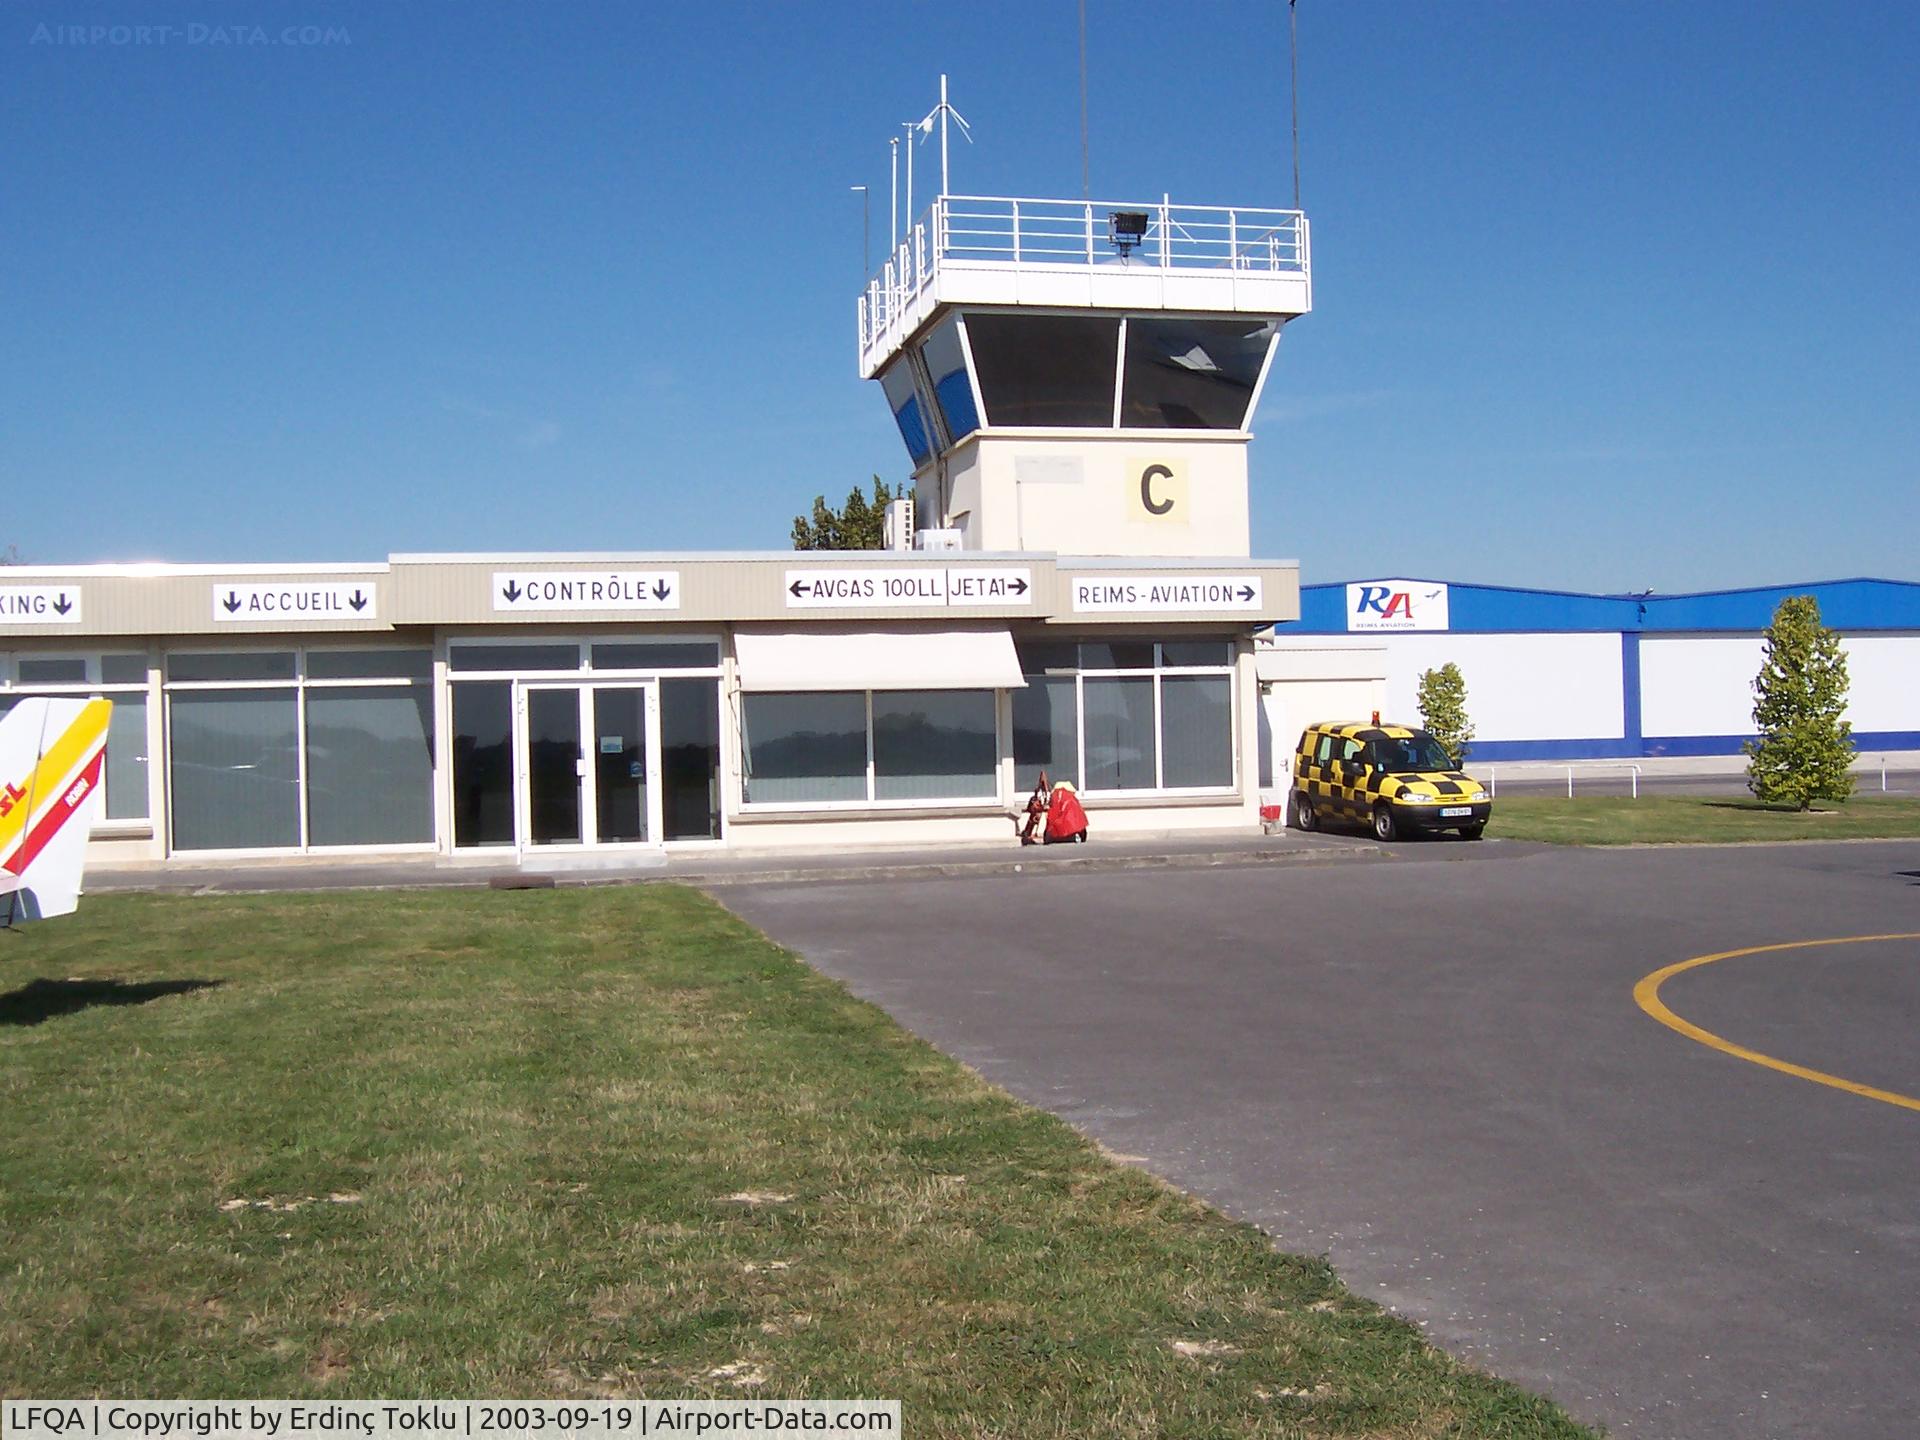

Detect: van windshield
1373,733,1457,773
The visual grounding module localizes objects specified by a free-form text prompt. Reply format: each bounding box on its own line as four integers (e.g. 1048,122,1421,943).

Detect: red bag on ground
1044,782,1088,843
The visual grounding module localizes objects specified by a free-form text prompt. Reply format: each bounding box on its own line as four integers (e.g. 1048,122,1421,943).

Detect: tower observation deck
859,193,1311,558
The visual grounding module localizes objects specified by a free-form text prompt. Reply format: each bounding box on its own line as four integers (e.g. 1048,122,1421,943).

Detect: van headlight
1399,792,1435,804
1468,791,1488,802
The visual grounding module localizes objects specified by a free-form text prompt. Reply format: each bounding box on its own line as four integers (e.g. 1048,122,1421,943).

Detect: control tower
859,191,1310,556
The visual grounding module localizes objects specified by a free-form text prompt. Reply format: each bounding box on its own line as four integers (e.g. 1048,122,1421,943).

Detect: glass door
523,686,584,846
518,683,661,849
591,686,653,844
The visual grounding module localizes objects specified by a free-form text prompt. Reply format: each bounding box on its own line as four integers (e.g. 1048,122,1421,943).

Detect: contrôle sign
493,572,680,613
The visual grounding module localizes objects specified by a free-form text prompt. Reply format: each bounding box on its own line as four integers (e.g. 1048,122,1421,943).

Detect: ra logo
1354,584,1416,621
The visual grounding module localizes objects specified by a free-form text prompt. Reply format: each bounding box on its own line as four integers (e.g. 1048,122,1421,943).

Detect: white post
939,73,950,198
1567,766,1574,799
903,122,915,238
889,137,899,243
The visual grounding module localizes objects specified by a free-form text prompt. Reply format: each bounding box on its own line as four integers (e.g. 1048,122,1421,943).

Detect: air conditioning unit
882,497,916,552
915,528,963,552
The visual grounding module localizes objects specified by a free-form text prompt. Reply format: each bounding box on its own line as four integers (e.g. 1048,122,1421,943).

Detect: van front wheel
1294,793,1317,832
1372,804,1398,842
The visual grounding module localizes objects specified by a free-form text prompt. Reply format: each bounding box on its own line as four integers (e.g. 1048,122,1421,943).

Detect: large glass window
1120,318,1277,429
307,687,434,847
168,690,301,851
169,652,297,683
661,678,722,840
106,696,149,822
873,691,996,800
1083,677,1156,791
742,689,1001,807
449,644,578,673
2,653,152,821
592,641,721,671
966,313,1120,427
1012,639,1237,794
1161,676,1233,788
1012,675,1077,792
880,359,933,465
165,648,435,852
452,683,514,847
741,693,866,804
919,314,980,445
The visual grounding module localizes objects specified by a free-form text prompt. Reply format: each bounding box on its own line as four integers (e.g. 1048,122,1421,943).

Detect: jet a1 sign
1346,580,1449,632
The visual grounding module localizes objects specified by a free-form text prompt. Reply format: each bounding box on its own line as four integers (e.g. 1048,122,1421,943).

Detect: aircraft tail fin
0,697,113,925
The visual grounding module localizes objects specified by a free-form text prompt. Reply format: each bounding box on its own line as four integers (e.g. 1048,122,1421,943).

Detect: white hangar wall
1639,637,1759,738
1271,632,1624,744
1643,632,1920,740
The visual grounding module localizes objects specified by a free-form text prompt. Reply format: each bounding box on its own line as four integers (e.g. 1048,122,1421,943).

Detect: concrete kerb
82,832,1388,898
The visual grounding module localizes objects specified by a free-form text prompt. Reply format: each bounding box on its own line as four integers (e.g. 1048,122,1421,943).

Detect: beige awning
734,627,1025,692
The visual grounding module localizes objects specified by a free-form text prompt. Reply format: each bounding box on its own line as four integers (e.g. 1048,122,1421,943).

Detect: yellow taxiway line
1634,934,1920,1114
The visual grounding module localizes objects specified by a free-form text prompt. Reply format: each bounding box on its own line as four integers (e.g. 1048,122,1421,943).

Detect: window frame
1015,639,1239,797
160,645,439,857
738,688,1005,813
1,650,156,829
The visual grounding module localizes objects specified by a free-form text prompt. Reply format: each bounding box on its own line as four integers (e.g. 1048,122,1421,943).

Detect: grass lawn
1488,793,1920,845
0,887,1597,1435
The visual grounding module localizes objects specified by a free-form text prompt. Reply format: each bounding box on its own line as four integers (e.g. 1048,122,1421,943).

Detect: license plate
1439,806,1472,818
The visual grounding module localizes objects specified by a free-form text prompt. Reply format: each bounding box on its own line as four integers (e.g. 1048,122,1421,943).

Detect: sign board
1345,580,1449,632
1127,457,1189,526
493,572,680,613
784,567,1032,610
213,583,375,621
1070,575,1265,613
943,567,1032,605
0,585,82,625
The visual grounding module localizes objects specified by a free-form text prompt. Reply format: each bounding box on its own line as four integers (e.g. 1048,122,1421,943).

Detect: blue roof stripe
1288,577,1920,634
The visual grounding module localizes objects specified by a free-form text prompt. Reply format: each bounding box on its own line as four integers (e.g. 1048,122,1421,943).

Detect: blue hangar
1256,576,1920,765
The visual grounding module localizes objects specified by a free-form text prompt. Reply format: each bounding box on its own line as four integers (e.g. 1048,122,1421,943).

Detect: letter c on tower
1140,463,1175,516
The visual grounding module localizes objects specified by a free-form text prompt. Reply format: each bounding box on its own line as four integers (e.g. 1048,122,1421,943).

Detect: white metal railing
858,194,1310,357
1487,763,1643,799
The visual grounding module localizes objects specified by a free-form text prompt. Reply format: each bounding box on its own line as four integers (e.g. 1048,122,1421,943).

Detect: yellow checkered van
1291,722,1491,841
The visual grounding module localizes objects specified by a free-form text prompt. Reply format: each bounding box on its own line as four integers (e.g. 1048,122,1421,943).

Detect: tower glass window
879,359,934,465
918,315,979,444
965,313,1120,427
1120,318,1278,429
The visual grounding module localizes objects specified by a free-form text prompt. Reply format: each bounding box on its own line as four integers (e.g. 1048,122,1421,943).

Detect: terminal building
0,191,1313,866
1256,576,1920,774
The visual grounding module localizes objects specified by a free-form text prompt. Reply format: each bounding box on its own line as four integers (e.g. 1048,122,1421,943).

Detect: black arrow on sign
222,591,242,614
788,580,807,598
652,579,671,601
1009,577,1028,595
348,589,368,612
501,580,523,604
51,593,72,615
1237,585,1256,602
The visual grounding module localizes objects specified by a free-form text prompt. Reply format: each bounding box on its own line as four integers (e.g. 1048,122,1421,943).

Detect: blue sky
5,0,1915,591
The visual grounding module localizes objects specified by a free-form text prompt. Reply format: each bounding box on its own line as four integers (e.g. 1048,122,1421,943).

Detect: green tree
790,476,899,550
1746,594,1854,809
1415,662,1474,766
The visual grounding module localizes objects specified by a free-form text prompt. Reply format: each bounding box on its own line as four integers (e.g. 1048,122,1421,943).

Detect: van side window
1339,738,1365,764
1315,733,1339,764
